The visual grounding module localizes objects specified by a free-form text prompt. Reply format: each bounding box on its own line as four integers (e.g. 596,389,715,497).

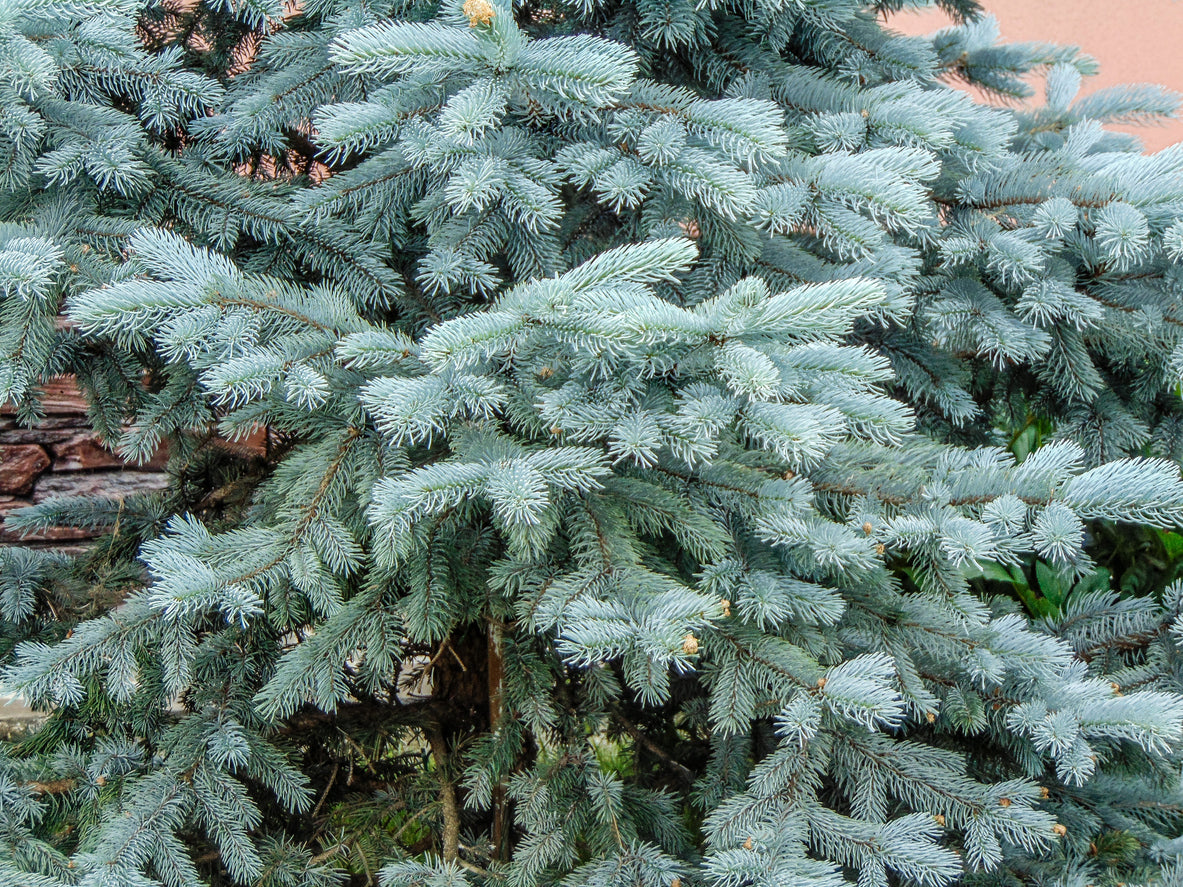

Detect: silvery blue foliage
1,0,1183,885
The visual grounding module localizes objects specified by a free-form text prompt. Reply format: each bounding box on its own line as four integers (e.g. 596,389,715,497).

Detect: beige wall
890,0,1183,152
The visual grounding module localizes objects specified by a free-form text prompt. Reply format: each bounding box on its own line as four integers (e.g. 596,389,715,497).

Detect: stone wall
0,378,171,552
0,377,175,729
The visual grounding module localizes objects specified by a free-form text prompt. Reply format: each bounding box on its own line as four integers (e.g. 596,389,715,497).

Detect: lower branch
427,726,461,861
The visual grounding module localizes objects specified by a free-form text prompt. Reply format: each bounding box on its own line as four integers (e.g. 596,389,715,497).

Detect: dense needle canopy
4,1,1183,886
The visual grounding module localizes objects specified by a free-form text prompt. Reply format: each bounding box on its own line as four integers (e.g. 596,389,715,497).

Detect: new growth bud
463,0,495,27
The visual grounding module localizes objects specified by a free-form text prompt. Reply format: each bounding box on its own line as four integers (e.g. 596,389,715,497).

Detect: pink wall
889,0,1183,152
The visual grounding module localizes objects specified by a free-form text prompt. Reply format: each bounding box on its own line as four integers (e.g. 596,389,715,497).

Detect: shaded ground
0,694,43,736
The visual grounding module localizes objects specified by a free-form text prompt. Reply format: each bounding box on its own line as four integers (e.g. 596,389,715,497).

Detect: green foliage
3,0,1183,886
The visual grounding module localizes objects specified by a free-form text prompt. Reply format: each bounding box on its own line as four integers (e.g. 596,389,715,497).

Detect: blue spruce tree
3,0,1183,886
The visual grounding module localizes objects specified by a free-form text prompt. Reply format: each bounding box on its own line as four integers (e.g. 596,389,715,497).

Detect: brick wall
890,0,1183,153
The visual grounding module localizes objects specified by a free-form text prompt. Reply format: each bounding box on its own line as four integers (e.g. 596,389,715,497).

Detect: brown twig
609,706,696,784
310,760,338,819
487,620,508,860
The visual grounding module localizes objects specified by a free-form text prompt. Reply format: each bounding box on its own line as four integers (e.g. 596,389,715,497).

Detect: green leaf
1034,560,1065,610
